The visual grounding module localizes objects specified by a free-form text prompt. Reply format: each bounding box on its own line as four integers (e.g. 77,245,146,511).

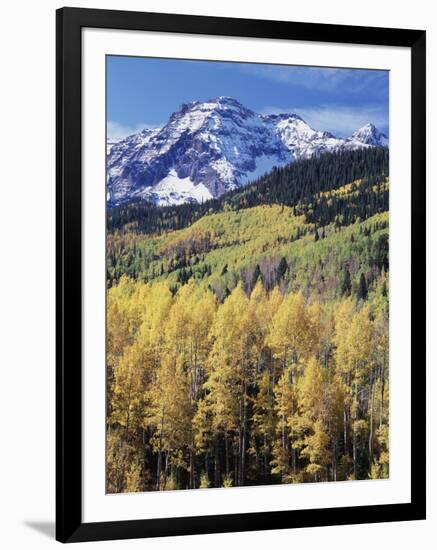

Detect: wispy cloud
107,120,159,141
262,104,388,137
242,65,388,95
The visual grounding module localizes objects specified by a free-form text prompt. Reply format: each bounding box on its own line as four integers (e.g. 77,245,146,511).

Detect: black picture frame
56,6,426,543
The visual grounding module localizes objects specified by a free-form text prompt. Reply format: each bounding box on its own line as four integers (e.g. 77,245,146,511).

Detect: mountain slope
107,146,389,301
107,97,388,206
107,201,388,303
108,147,389,236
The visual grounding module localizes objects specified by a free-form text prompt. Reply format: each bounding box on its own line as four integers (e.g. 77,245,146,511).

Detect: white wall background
0,1,434,548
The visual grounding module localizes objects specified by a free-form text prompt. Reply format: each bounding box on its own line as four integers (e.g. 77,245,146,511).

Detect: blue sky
107,56,389,140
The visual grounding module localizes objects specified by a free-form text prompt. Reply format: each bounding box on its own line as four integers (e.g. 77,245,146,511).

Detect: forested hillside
108,147,388,234
106,147,389,492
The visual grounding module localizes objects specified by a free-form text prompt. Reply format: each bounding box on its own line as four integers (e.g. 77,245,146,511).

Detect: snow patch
139,170,213,206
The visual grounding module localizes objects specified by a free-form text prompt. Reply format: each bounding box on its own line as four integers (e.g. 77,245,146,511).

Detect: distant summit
350,123,388,146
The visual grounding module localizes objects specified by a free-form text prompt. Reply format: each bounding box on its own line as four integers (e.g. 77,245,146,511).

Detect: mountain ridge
107,97,388,207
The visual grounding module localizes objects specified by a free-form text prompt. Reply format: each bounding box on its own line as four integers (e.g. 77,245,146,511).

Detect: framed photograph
56,7,426,543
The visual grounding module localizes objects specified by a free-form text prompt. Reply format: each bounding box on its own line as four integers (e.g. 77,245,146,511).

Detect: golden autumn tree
106,268,388,490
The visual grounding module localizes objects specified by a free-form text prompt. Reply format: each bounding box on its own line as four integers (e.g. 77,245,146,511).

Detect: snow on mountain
268,113,348,159
350,123,388,147
107,97,388,206
107,140,117,155
137,169,212,206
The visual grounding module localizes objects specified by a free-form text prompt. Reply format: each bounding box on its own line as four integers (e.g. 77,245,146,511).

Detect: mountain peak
213,95,244,105
168,97,254,132
176,96,247,114
351,123,388,146
263,112,305,123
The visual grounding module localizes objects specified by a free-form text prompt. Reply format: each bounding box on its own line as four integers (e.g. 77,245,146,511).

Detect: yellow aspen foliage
271,367,297,480
300,420,332,480
106,274,388,491
266,292,314,377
